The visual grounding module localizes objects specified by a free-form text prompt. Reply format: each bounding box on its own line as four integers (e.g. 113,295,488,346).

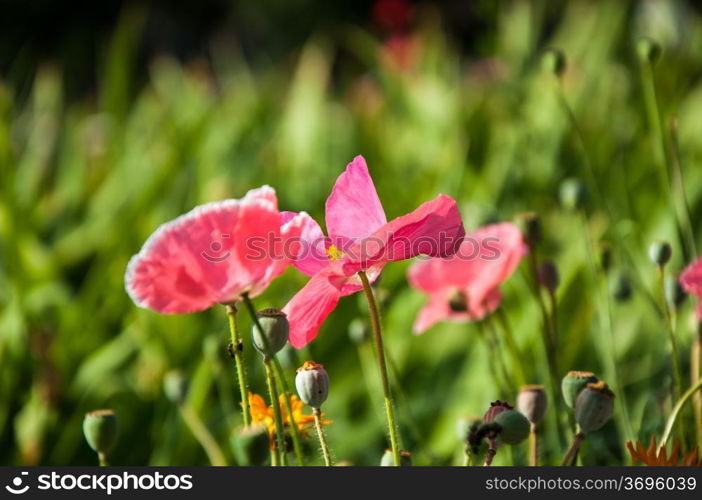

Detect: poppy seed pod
163,370,189,405
295,361,329,408
537,261,560,294
494,410,531,445
648,241,672,267
637,37,661,64
483,400,514,423
559,178,587,211
541,48,567,77
380,449,412,466
83,409,118,456
252,308,289,357
575,381,615,433
562,371,599,408
517,385,548,425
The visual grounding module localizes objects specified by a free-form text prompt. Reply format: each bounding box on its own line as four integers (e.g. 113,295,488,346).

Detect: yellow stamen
326,244,345,262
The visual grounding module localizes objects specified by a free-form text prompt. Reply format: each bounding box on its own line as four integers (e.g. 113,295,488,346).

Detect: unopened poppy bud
163,370,189,405
295,361,329,408
231,424,269,466
348,318,369,344
448,290,469,312
559,178,587,211
252,308,289,357
516,212,541,247
83,409,118,456
665,275,686,309
561,371,598,408
517,385,548,425
537,261,560,294
610,271,633,302
494,410,531,445
648,241,672,267
637,37,661,64
541,48,567,77
380,449,412,466
574,381,614,433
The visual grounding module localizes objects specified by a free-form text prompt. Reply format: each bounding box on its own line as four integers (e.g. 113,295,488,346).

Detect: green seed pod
83,409,118,456
380,449,412,466
575,381,615,433
163,370,189,405
348,318,369,344
559,178,587,211
252,308,289,357
230,424,270,466
537,261,560,294
516,212,542,247
494,410,531,445
295,361,329,408
637,37,661,65
665,274,686,309
561,371,599,408
517,385,548,425
648,240,672,267
610,271,633,302
541,48,567,77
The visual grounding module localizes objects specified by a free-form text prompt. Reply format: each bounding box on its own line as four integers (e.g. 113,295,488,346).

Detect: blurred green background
2,0,702,466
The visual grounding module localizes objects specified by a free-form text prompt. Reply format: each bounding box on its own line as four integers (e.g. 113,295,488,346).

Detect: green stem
358,270,402,466
693,325,702,449
529,424,538,466
264,360,286,466
179,405,228,466
240,293,305,466
98,452,109,466
658,266,682,401
313,407,332,466
475,322,509,397
668,118,697,259
483,447,497,466
561,432,585,466
463,445,473,466
225,304,251,427
482,315,516,392
494,308,526,387
661,377,702,447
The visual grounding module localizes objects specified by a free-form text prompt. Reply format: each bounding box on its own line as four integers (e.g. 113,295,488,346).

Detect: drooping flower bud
163,370,189,405
348,318,369,344
83,409,118,456
561,371,598,408
559,178,587,211
494,410,531,445
541,48,567,77
665,274,686,309
252,308,289,357
295,361,329,408
574,381,615,433
517,385,548,425
636,37,661,65
516,213,541,247
230,424,269,466
537,261,560,294
648,241,672,267
380,449,412,466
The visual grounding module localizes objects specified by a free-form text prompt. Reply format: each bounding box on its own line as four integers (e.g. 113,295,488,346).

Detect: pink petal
283,270,344,348
343,193,465,271
280,211,330,277
413,293,451,334
680,256,702,296
325,155,387,249
125,186,285,313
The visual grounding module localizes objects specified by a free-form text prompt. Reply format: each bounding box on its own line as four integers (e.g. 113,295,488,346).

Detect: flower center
326,244,345,262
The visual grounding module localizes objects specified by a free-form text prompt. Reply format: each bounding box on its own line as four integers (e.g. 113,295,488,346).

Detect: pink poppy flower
680,256,702,318
125,186,306,314
408,222,526,334
282,155,465,348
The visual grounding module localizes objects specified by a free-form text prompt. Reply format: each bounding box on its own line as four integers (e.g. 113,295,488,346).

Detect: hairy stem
313,407,332,466
225,304,251,427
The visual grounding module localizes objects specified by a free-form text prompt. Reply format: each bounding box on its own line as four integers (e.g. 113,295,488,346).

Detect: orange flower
627,437,702,466
247,392,331,442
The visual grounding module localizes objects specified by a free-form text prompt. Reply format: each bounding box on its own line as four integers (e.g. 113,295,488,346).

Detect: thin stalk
313,407,332,466
661,377,702,447
669,118,697,259
358,270,402,466
476,321,510,398
561,432,585,466
225,304,251,427
657,266,682,400
264,360,286,466
179,405,228,466
490,308,526,387
693,324,702,448
529,423,538,466
462,445,473,466
483,314,517,391
98,453,109,466
483,447,497,466
241,293,305,465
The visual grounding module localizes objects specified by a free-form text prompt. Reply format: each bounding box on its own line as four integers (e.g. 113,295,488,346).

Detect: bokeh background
2,0,702,466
